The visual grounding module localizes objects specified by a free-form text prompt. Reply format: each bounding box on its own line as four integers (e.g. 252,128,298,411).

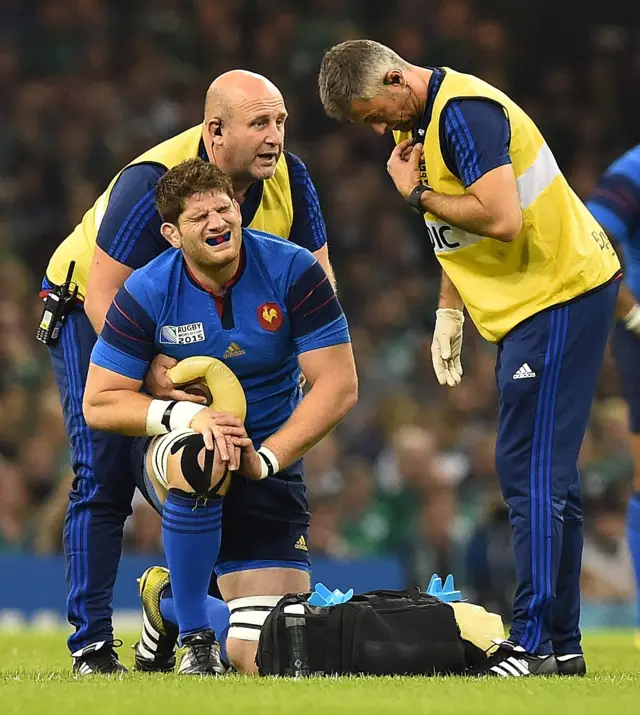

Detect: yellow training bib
395,69,620,342
46,126,294,299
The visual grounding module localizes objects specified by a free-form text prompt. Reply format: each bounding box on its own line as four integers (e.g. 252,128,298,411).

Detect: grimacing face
215,96,287,182
168,190,243,269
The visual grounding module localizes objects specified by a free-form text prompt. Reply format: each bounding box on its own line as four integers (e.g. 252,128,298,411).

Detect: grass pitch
1,631,639,715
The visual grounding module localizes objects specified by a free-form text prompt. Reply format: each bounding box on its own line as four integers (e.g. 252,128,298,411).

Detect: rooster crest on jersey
258,302,283,331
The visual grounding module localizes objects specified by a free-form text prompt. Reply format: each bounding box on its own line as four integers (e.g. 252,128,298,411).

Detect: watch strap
406,184,431,212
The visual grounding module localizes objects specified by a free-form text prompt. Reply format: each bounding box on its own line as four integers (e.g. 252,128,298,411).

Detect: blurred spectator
465,501,515,620
125,495,163,554
376,425,455,580
1,0,639,619
0,457,28,550
582,485,635,603
306,435,350,558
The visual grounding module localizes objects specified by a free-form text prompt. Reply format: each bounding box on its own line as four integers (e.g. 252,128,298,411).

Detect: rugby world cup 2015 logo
159,322,206,344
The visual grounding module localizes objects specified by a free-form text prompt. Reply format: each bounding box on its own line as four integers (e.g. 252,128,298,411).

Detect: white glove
431,308,464,387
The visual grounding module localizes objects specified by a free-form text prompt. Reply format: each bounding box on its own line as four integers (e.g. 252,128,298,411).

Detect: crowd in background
1,0,639,618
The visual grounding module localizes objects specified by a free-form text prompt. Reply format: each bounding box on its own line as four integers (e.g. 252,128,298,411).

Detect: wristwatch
406,184,431,212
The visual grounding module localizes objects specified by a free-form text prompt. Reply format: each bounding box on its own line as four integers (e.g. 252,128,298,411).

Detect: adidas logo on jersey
513,363,536,379
223,342,245,359
294,535,308,552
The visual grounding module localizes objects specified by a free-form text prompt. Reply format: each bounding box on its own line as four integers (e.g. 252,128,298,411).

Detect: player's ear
383,69,405,88
161,222,182,249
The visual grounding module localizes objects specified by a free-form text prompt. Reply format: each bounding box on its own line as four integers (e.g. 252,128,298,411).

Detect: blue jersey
96,149,327,271
418,68,512,188
91,228,349,443
587,145,640,300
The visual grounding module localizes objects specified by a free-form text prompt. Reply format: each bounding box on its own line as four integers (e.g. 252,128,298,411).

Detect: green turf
1,631,639,715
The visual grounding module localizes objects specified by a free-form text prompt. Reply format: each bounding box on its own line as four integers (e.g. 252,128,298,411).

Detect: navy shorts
131,438,311,575
611,322,640,433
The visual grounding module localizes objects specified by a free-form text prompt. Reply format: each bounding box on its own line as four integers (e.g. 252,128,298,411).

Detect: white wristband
145,399,206,436
146,399,172,435
257,446,280,479
624,304,640,332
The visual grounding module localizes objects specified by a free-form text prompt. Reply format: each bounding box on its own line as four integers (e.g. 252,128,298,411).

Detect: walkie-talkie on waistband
36,261,78,346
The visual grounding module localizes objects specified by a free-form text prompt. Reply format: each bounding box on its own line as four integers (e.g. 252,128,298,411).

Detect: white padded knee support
227,596,283,641
149,428,195,489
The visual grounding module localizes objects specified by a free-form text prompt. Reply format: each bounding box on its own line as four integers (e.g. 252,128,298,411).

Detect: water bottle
283,604,309,677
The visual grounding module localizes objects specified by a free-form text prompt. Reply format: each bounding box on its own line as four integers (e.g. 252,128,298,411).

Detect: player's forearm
325,261,338,292
261,372,358,469
83,389,153,436
84,289,118,335
312,244,338,291
439,270,464,311
419,191,522,241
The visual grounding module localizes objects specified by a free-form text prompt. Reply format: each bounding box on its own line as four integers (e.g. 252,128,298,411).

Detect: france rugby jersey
91,228,349,443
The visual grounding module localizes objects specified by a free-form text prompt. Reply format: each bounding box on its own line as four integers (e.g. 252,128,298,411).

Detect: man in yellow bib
42,70,334,674
319,40,620,677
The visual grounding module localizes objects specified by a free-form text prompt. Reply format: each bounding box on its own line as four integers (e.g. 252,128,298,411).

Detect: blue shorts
131,438,311,575
611,322,640,433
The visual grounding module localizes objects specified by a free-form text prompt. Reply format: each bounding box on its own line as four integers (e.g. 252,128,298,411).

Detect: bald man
41,70,335,674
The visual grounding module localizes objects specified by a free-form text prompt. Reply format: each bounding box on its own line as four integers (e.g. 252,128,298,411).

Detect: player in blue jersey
587,146,640,649
44,69,337,674
82,159,357,675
